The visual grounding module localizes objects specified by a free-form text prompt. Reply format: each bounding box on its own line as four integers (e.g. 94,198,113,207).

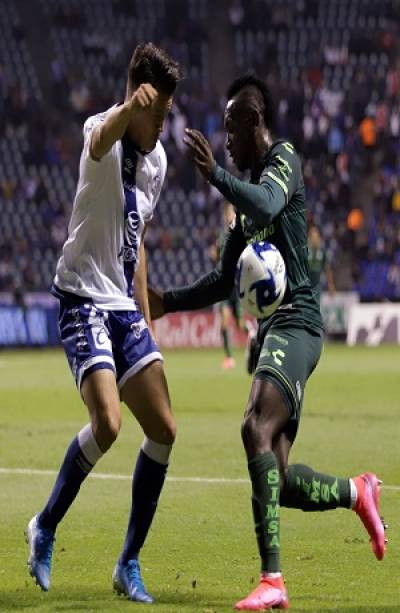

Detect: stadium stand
0,0,399,300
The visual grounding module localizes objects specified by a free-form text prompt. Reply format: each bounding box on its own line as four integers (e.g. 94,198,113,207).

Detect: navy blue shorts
58,297,162,391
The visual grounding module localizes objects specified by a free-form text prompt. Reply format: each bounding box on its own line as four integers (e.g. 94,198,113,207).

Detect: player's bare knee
157,416,176,445
241,396,276,455
143,410,176,446
241,410,265,446
92,410,121,451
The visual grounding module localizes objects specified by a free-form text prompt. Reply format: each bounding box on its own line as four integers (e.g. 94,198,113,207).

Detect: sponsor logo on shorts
131,318,147,339
95,328,108,346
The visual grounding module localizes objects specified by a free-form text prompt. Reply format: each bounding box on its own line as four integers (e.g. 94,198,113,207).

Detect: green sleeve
210,142,300,226
164,217,246,312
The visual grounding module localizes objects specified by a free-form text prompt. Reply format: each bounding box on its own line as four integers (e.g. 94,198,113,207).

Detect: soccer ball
235,241,287,318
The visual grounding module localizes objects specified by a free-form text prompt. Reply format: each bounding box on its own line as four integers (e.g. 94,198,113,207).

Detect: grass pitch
0,344,398,612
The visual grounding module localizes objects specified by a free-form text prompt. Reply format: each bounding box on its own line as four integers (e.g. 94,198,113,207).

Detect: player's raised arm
184,129,300,227
149,216,246,318
90,83,158,160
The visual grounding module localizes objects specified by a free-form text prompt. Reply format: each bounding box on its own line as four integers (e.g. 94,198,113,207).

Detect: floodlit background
0,1,399,611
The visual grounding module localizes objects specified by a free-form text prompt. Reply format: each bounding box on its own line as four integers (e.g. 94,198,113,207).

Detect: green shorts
255,321,324,439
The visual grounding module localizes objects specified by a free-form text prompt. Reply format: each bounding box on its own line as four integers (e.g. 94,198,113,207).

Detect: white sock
78,423,103,466
264,572,282,579
141,436,172,465
349,478,358,509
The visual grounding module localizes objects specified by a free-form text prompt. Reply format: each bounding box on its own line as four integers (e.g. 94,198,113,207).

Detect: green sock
280,464,351,511
248,452,281,573
222,329,231,357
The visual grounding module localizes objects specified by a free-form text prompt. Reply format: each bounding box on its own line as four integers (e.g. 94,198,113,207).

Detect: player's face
134,92,173,152
224,100,254,172
308,227,321,248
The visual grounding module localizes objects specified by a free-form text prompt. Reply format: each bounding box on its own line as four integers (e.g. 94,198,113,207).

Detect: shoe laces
35,527,55,566
126,559,146,592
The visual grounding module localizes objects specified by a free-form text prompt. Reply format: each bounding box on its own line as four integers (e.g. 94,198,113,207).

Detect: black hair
226,72,275,130
128,43,183,96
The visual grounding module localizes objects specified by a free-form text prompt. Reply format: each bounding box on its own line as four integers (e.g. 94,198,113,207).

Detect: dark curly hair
128,43,183,96
226,72,275,131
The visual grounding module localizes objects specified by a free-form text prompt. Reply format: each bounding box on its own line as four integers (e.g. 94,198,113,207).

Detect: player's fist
148,286,165,320
129,83,158,112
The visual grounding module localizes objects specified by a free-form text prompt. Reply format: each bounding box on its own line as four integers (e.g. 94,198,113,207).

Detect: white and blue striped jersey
54,105,167,310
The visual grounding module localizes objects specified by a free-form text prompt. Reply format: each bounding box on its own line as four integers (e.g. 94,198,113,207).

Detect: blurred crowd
0,0,399,299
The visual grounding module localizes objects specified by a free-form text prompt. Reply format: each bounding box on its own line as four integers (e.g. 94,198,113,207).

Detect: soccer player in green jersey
211,201,254,370
150,74,386,610
308,223,336,299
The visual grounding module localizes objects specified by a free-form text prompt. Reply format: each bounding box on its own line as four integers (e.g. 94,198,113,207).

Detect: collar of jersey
250,139,287,182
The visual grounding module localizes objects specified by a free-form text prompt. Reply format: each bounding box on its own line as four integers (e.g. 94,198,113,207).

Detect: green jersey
164,140,323,333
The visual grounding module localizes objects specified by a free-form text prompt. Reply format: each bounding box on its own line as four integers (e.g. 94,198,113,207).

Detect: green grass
0,345,398,612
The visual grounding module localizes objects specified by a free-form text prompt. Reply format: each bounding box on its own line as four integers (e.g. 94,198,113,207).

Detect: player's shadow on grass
0,587,118,611
3,589,399,612
0,587,230,611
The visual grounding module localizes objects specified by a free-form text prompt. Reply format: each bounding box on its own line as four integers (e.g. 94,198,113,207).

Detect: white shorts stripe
117,351,163,390
77,355,115,390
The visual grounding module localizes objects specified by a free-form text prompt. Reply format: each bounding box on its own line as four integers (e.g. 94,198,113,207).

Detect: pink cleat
222,356,236,370
235,574,289,611
353,472,387,560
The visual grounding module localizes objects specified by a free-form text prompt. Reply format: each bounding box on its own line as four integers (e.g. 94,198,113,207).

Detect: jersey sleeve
144,143,167,224
210,141,301,226
164,214,246,312
82,112,119,166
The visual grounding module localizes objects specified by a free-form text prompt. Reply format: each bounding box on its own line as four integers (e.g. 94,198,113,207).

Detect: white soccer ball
235,241,287,318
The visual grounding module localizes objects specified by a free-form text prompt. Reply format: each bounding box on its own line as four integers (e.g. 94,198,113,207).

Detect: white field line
0,467,399,491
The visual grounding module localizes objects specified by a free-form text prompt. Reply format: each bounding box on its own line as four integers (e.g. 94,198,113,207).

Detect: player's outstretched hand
148,287,165,320
129,83,158,113
183,128,215,180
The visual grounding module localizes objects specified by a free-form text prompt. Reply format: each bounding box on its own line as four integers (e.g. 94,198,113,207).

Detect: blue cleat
24,514,55,591
112,558,154,603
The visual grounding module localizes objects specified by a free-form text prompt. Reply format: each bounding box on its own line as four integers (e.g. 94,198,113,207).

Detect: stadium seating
0,0,399,300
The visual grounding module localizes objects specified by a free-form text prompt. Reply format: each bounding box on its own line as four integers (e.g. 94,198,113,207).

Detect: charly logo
96,328,108,345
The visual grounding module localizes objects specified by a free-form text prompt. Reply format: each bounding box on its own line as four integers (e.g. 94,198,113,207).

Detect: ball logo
236,240,286,318
252,241,275,260
249,276,278,309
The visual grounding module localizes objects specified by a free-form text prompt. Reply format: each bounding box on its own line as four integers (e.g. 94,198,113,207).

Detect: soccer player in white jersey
25,43,182,603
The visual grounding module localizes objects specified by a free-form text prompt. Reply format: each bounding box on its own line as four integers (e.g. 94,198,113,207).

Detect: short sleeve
82,111,119,166
144,143,167,223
